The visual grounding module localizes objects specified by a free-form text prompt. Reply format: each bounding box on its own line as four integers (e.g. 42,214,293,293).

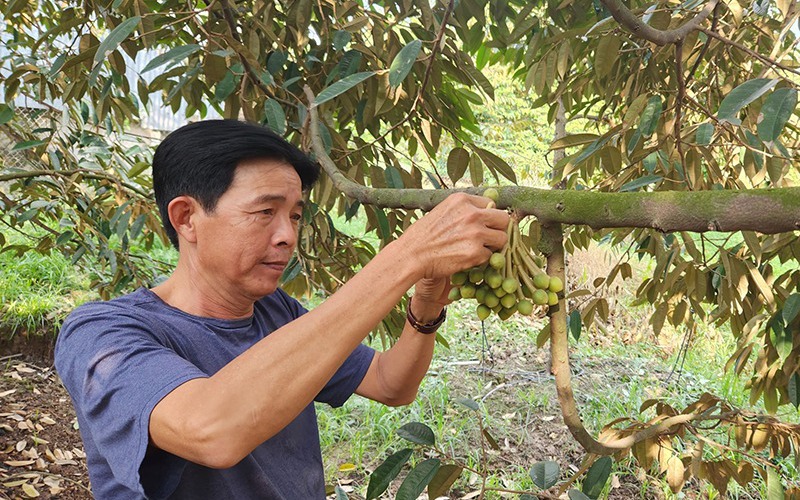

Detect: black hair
152,119,320,248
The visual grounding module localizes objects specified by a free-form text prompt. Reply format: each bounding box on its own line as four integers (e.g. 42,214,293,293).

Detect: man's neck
151,260,255,320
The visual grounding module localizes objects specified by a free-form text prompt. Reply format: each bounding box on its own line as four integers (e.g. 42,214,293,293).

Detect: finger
480,226,508,252
480,207,511,232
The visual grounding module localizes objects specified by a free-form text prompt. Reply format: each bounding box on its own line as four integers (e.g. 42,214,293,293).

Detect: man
55,120,509,499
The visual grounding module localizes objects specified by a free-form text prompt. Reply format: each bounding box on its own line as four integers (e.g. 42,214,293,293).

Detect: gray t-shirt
55,287,375,499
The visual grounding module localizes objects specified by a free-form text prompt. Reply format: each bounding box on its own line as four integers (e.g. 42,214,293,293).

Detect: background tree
1,0,799,495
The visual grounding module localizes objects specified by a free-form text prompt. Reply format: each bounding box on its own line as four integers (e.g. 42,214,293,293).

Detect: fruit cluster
447,189,563,320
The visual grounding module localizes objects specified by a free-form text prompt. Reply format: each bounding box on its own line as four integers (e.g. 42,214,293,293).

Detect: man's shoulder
65,288,155,321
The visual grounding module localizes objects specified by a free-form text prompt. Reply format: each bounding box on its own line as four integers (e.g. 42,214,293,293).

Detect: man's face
191,158,304,301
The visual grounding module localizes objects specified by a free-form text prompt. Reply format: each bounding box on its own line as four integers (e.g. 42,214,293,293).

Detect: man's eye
260,209,274,216
291,213,302,222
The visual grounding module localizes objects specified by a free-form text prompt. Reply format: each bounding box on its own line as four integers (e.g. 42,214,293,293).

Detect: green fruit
489,252,505,270
484,293,500,308
469,267,485,284
547,291,559,306
500,294,516,308
485,269,503,289
498,305,517,320
548,276,564,293
495,287,507,298
521,285,533,298
476,304,491,321
448,287,462,301
501,277,519,294
518,300,533,315
451,272,468,286
483,187,499,201
491,303,503,313
533,273,550,290
532,289,549,305
461,284,476,299
475,286,488,304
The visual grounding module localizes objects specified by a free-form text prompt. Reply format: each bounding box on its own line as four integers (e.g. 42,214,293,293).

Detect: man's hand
399,193,509,280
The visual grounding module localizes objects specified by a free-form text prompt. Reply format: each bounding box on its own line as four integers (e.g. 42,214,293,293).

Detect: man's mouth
262,261,288,272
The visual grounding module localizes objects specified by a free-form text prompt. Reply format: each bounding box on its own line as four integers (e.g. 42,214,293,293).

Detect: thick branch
601,0,719,46
544,224,734,455
306,89,800,234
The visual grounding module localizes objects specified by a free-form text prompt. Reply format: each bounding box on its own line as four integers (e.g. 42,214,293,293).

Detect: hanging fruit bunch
448,188,563,320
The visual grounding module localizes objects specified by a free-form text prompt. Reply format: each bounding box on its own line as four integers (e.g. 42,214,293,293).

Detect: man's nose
272,215,298,248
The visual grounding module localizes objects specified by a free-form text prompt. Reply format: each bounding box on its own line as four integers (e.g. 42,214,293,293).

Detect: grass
0,232,96,336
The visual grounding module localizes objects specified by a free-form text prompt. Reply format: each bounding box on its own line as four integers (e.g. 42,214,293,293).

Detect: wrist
409,297,445,323
407,296,446,334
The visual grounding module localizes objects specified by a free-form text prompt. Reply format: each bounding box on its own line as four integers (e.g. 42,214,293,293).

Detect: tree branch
306,88,800,234
600,0,719,46
699,27,800,77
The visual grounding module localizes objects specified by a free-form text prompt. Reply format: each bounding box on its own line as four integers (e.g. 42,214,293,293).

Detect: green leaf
639,96,662,137
717,78,778,125
334,486,348,500
468,153,483,186
530,460,560,490
568,489,593,500
280,255,303,284
784,293,800,324
569,310,581,342
767,466,784,500
456,398,480,411
316,71,376,105
0,104,14,126
642,152,658,173
475,147,517,183
769,314,793,362
128,161,150,178
447,147,470,183
788,372,800,409
375,207,390,240
582,457,612,498
389,39,422,88
619,174,662,192
695,123,714,146
396,458,440,500
93,16,141,68
333,30,352,51
263,99,287,135
141,44,201,73
427,464,462,499
12,139,47,151
56,230,74,246
550,133,600,150
366,448,413,500
215,70,237,102
384,166,404,189
758,88,798,142
397,422,435,446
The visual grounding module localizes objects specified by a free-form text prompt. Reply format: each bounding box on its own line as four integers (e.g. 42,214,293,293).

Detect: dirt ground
1,354,90,500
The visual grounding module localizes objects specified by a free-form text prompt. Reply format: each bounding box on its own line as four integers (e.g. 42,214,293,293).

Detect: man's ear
168,196,201,244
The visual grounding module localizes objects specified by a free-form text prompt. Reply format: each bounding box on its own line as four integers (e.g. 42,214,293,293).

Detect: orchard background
1,0,800,498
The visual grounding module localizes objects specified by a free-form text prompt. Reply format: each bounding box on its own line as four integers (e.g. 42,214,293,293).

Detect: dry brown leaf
16,440,27,452
14,364,36,374
22,482,40,498
3,480,28,487
39,416,56,426
5,459,36,466
0,389,17,398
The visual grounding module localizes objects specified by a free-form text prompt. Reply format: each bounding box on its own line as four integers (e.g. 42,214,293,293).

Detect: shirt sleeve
54,303,207,497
